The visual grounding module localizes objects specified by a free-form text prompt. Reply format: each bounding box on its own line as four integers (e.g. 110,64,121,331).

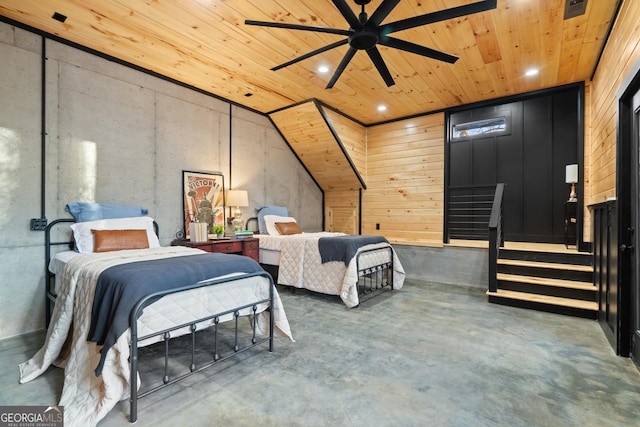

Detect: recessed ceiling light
377,105,387,112
317,65,329,74
525,68,539,77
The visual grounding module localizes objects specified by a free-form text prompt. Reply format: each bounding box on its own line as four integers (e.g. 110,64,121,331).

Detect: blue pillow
65,202,149,222
256,205,288,234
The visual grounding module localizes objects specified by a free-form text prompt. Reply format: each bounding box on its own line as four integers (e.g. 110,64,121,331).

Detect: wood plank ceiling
0,0,620,125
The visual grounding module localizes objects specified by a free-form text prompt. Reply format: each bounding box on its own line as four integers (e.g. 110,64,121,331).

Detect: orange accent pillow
92,229,150,252
274,221,302,235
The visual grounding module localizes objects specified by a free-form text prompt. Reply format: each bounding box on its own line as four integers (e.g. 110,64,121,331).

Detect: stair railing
488,183,506,292
446,185,497,241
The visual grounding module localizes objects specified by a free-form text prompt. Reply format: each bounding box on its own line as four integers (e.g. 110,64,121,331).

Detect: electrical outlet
30,217,48,231
376,223,380,230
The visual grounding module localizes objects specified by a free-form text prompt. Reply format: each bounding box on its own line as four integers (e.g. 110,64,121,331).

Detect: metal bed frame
245,216,396,300
260,242,395,305
355,245,394,297
44,218,275,423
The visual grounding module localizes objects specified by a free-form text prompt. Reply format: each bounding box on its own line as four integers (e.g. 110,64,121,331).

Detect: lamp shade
565,164,578,184
226,190,248,207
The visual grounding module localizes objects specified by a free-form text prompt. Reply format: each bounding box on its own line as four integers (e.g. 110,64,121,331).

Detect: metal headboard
44,218,74,326
44,218,160,327
245,216,259,232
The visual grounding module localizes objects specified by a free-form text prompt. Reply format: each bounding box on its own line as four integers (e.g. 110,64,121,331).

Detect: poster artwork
183,171,224,237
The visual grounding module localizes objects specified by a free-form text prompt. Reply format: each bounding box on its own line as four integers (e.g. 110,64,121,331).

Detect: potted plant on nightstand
213,224,224,239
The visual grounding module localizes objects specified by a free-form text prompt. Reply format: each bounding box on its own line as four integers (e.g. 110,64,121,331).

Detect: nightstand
564,201,577,248
171,237,259,261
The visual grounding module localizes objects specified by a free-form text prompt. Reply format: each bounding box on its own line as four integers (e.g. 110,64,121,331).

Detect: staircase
486,244,596,319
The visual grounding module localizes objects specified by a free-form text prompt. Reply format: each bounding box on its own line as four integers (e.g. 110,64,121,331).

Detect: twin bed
20,210,293,426
19,203,405,426
254,206,405,307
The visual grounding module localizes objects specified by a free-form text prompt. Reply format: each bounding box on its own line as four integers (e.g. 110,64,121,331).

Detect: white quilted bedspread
19,246,293,427
268,233,405,307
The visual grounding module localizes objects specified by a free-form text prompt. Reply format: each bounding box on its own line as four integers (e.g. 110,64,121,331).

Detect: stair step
497,273,596,300
497,273,594,290
499,248,592,266
497,259,592,272
486,289,597,312
488,243,596,318
497,258,593,282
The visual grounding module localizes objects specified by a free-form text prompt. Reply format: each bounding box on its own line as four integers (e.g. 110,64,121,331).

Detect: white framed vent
564,0,587,20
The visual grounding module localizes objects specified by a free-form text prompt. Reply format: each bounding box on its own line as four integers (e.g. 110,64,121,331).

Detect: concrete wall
0,22,322,339
394,245,488,289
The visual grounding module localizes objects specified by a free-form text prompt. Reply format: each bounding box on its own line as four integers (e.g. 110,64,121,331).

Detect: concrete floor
2,279,639,426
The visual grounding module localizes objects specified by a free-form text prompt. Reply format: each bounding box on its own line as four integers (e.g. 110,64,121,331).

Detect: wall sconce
565,164,578,202
226,190,249,231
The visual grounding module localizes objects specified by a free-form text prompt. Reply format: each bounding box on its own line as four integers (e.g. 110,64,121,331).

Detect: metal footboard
355,245,394,296
129,271,275,423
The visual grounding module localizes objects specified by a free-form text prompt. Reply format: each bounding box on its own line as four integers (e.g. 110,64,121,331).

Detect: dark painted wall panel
497,102,523,238
472,137,497,184
523,96,553,240
448,87,579,243
552,90,579,237
450,140,472,187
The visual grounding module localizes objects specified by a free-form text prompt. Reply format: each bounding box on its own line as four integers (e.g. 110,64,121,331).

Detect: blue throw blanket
88,253,264,376
318,235,388,266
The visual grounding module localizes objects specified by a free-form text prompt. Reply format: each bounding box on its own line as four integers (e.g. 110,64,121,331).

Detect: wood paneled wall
324,190,360,233
589,0,640,210
274,101,445,244
364,114,445,246
270,101,363,192
322,108,367,181
583,82,592,241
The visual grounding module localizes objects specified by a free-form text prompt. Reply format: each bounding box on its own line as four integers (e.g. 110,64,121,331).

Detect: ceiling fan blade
366,47,395,87
331,0,361,29
380,36,459,64
245,20,350,37
327,47,357,89
272,39,349,71
368,0,401,27
380,0,497,34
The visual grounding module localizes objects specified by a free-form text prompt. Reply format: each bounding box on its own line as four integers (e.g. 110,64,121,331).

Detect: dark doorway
447,85,583,244
631,88,640,365
618,60,640,366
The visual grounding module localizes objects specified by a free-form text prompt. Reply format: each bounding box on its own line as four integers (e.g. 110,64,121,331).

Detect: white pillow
71,216,160,254
263,215,297,236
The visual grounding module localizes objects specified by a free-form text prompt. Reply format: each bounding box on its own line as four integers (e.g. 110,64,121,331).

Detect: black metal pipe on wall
40,36,46,218
228,104,233,190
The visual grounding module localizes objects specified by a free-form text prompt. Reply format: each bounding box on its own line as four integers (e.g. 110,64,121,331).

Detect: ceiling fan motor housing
349,28,379,50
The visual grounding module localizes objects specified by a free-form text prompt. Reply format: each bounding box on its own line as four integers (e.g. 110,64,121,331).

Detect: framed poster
182,170,225,238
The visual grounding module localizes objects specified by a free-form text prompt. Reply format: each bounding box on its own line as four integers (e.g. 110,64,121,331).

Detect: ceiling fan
245,0,497,89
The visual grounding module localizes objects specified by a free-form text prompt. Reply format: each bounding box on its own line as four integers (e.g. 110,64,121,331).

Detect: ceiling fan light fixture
317,65,330,73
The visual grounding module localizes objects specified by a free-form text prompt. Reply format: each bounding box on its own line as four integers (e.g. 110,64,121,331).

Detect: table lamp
565,164,578,202
226,190,249,231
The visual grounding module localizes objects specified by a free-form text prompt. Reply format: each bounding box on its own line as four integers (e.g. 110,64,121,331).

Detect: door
618,72,640,360
630,87,640,364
